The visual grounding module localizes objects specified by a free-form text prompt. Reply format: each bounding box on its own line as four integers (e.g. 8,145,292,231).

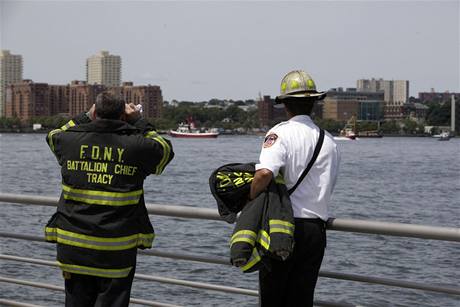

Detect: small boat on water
433,131,451,141
333,116,383,141
169,119,219,138
334,116,357,141
333,129,357,141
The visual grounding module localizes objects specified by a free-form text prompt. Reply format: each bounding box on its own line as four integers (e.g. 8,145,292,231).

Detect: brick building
257,95,286,128
68,81,105,116
108,82,163,118
418,91,460,103
257,95,323,128
5,80,49,120
5,80,163,122
49,85,70,115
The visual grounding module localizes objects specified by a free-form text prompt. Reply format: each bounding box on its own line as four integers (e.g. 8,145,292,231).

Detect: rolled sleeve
255,132,286,177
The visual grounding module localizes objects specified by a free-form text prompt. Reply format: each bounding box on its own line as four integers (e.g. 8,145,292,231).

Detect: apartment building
0,50,23,116
108,82,163,118
86,51,121,87
5,80,163,121
5,80,49,120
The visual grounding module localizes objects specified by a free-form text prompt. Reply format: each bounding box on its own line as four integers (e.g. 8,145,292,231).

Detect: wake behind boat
169,120,219,138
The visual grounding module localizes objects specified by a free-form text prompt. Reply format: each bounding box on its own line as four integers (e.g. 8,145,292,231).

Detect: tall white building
357,78,409,105
0,50,23,116
86,51,121,87
393,80,409,105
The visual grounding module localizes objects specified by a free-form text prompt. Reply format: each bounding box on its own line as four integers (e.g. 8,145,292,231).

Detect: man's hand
123,103,141,124
86,104,96,121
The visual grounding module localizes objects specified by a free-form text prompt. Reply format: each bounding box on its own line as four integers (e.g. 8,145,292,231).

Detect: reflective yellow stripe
231,230,256,242
270,228,294,235
231,230,258,247
154,137,171,174
63,195,139,206
47,129,62,153
62,184,143,206
275,174,285,184
145,131,159,138
145,131,171,175
58,262,132,278
241,249,261,272
60,120,76,131
62,185,143,198
47,120,76,153
269,220,294,228
230,236,255,246
45,227,154,250
257,230,270,250
269,220,294,235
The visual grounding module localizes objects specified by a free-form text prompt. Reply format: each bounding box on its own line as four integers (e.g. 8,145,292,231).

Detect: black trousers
259,218,326,307
64,267,136,307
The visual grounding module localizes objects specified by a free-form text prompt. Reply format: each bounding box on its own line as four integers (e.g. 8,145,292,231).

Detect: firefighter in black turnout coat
45,92,174,306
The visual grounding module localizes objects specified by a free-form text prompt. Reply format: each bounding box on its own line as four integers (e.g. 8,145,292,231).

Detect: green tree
380,120,400,134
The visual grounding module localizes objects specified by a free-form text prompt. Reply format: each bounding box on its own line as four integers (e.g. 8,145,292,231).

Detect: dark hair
282,97,317,116
95,92,125,119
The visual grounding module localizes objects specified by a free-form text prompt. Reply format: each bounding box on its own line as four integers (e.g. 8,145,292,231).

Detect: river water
0,133,459,307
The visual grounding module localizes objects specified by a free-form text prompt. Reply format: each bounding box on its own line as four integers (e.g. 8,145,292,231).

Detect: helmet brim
275,91,327,104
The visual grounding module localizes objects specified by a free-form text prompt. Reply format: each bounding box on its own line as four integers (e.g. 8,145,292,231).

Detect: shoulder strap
288,128,325,196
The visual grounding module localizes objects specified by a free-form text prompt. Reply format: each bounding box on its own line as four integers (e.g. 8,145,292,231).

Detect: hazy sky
1,0,459,101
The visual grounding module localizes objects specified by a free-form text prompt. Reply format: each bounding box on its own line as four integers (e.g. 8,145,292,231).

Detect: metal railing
1,193,459,307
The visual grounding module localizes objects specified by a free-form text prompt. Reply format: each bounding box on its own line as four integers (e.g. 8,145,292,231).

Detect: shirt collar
289,115,313,124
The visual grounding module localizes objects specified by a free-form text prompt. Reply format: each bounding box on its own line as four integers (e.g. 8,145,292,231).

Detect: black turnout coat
45,113,174,278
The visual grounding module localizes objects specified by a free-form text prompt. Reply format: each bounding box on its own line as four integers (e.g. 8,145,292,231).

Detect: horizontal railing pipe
320,270,460,296
327,218,460,242
0,276,181,307
1,250,459,296
0,254,256,296
1,193,459,242
0,299,43,307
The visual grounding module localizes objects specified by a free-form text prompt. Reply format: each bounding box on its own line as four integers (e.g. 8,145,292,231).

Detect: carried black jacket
209,163,294,272
45,113,174,278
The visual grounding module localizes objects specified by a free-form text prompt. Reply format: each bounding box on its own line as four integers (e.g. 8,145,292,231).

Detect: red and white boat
334,116,357,141
169,121,219,138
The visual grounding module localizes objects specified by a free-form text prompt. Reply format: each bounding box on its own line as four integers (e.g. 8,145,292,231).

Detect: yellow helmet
275,70,326,104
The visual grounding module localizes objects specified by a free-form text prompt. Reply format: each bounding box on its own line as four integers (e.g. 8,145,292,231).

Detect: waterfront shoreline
1,129,456,138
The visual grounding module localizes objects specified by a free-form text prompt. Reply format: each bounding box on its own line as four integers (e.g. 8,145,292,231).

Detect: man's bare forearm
250,168,273,200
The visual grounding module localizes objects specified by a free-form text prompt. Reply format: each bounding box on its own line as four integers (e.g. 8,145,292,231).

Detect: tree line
0,99,457,135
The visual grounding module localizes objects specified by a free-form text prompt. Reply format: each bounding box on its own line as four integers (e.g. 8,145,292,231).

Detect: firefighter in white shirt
250,70,340,307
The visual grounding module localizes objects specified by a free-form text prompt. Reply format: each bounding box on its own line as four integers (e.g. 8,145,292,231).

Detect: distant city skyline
1,1,459,101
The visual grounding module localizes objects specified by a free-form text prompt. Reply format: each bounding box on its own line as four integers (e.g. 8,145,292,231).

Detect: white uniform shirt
256,115,340,220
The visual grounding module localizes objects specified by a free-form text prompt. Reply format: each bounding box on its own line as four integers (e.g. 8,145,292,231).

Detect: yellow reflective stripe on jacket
58,261,132,278
275,174,285,184
269,219,294,235
241,248,261,272
61,120,76,131
47,120,76,152
45,227,154,250
145,131,171,175
257,230,270,250
62,184,143,206
230,230,257,246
